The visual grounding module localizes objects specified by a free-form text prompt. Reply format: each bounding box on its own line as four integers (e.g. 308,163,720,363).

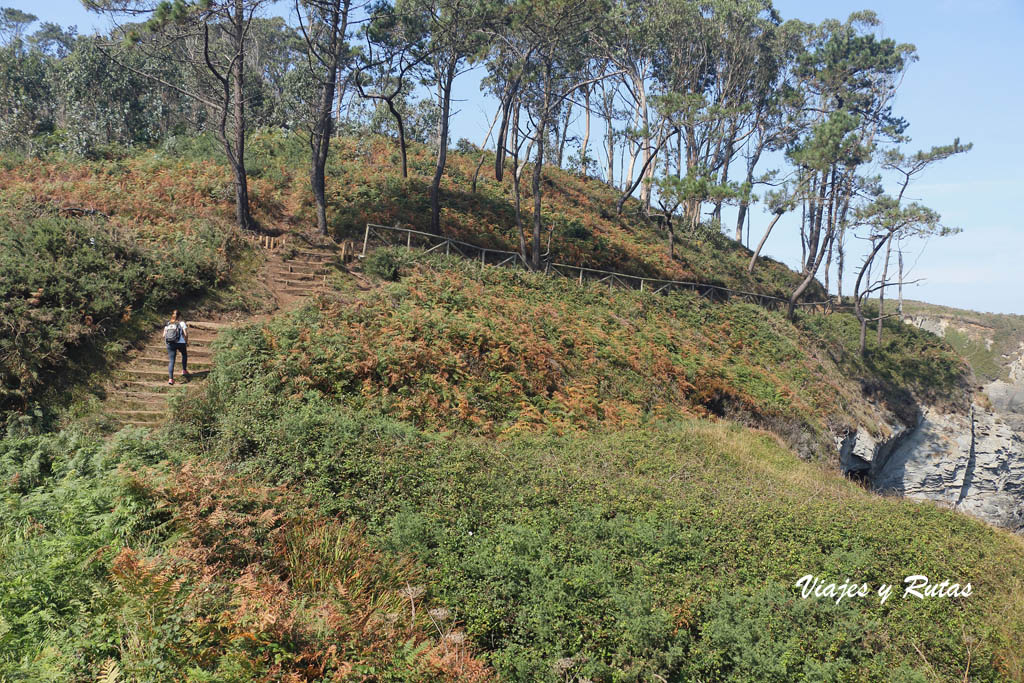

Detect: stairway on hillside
264,245,339,301
104,320,225,427
102,240,343,429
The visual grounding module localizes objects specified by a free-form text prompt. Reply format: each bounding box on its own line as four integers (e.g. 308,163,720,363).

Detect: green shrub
0,209,239,414
363,247,411,281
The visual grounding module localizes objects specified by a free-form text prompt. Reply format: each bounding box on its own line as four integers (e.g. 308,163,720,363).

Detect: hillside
2,137,1023,681
900,298,1024,437
0,132,822,300
900,298,1024,384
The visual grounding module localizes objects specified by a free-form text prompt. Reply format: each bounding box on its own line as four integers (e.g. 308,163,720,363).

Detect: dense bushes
178,371,1024,681
163,257,1020,681
0,207,238,413
0,426,488,681
194,252,872,454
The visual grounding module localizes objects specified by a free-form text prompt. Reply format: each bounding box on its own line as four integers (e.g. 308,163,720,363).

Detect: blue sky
8,0,1023,314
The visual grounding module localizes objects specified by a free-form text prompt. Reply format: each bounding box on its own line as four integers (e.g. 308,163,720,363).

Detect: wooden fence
360,223,832,313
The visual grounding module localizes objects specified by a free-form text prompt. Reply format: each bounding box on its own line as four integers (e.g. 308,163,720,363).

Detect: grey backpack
163,322,181,344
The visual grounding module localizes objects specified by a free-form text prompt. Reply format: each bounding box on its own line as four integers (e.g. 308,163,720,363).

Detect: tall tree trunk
229,1,252,231
429,62,455,235
557,100,572,168
308,1,348,236
530,70,551,270
877,238,893,344
897,244,904,318
853,235,890,355
804,168,829,273
604,109,614,186
473,105,501,193
787,202,839,322
579,85,590,176
800,198,807,269
494,79,519,182
836,226,845,303
511,103,527,261
713,123,737,223
616,132,671,215
637,85,652,210
748,211,784,273
385,98,409,178
735,135,765,242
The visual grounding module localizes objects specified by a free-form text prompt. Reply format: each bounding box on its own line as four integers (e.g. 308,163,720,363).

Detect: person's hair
170,310,179,322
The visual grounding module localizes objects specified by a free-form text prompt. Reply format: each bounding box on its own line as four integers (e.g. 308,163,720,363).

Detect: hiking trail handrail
360,223,832,312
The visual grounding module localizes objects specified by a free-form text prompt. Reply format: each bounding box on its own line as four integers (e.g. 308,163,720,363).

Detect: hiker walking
164,310,189,385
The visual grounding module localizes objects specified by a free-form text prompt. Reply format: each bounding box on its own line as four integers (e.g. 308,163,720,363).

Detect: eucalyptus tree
296,0,355,234
246,17,307,129
730,15,805,242
490,0,610,268
86,0,272,231
56,35,178,154
0,21,51,151
647,0,716,224
596,0,659,208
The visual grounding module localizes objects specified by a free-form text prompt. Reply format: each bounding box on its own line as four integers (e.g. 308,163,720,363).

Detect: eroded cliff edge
840,309,1024,535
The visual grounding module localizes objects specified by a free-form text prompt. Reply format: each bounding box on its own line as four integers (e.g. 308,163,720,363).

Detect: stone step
271,260,331,273
109,389,175,402
275,277,329,288
114,381,188,393
142,345,214,357
137,356,214,368
282,287,325,297
107,409,166,421
115,368,205,381
270,269,330,281
108,400,169,414
287,250,337,262
148,335,218,346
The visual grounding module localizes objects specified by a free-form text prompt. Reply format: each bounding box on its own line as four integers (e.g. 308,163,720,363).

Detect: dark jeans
167,342,188,378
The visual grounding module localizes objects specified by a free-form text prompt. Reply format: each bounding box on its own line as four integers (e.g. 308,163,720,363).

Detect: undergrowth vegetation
0,203,249,415
0,131,817,298
175,344,1024,680
0,427,488,681
216,251,961,455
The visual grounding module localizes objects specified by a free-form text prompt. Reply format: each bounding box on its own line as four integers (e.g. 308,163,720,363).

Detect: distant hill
900,299,1024,383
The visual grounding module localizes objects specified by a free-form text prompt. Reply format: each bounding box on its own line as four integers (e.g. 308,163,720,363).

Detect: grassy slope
171,257,1024,680
0,131,818,299
1,136,1010,680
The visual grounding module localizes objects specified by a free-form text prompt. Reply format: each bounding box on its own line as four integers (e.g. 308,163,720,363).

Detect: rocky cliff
847,304,1024,535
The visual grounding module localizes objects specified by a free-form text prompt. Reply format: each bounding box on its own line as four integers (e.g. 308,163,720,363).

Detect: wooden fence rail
360,223,832,313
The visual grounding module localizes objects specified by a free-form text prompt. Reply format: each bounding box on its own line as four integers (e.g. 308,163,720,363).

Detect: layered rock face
850,312,1024,534
985,344,1024,432
873,406,1024,534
